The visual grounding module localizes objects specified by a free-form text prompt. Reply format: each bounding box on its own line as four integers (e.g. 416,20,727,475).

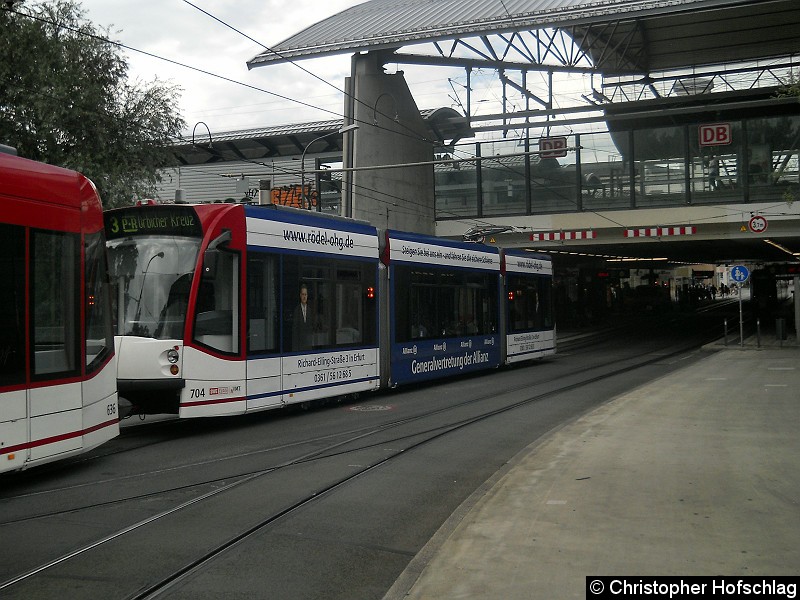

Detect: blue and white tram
382,230,502,386
501,249,556,363
105,202,555,419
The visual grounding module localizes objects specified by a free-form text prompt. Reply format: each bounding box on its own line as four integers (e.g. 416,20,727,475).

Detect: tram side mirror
202,230,232,279
202,249,219,279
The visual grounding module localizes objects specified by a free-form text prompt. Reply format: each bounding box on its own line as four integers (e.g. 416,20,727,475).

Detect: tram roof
0,152,99,210
175,108,470,165
247,0,799,74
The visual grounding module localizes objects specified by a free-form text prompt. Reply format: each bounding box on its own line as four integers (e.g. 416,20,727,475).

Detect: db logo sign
748,215,768,233
699,123,732,147
539,136,568,158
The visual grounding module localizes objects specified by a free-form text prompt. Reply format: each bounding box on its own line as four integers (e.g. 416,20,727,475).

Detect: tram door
28,230,84,461
181,244,247,418
245,252,283,411
0,226,84,466
0,224,28,469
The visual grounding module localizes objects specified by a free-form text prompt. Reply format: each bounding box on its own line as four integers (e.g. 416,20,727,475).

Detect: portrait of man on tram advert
292,283,314,351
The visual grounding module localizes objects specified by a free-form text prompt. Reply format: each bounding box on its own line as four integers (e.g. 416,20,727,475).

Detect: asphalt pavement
384,330,800,599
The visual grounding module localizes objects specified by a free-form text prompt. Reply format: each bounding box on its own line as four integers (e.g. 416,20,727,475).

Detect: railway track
0,308,730,599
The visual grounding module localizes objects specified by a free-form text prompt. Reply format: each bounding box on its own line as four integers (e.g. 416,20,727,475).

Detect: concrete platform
384,337,800,599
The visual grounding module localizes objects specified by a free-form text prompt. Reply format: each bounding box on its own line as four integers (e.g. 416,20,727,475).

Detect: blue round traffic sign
731,265,749,283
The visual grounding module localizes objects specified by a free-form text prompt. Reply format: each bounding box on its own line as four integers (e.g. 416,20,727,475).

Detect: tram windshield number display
105,206,203,239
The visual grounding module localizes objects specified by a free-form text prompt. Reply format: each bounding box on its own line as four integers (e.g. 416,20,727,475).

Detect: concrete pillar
794,275,800,339
349,52,436,234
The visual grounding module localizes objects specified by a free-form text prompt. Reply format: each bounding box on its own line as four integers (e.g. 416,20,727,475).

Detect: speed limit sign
748,215,768,233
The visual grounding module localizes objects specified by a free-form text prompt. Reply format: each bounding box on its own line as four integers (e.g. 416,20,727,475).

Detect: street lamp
372,92,398,125
301,123,359,210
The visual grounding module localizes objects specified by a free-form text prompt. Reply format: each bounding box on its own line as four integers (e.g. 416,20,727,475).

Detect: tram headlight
166,349,179,364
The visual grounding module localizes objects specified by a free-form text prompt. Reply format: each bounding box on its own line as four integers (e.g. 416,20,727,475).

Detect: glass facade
745,115,800,204
435,108,800,219
691,121,745,205
634,125,687,208
434,150,479,218
580,131,630,212
481,140,528,217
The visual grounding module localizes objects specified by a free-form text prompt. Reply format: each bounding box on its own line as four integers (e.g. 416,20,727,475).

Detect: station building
154,0,800,328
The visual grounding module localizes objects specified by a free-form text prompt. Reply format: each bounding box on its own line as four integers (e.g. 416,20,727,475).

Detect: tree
0,0,186,207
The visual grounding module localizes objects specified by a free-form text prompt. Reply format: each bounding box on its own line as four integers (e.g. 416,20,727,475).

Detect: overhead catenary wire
181,0,442,148
7,2,490,220
8,2,723,239
10,3,619,231
5,4,435,150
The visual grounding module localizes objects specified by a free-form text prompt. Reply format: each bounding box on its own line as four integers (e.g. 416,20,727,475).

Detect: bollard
723,318,728,346
776,317,786,347
757,318,762,347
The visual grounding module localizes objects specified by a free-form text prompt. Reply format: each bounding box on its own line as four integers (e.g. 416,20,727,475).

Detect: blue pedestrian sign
731,265,749,283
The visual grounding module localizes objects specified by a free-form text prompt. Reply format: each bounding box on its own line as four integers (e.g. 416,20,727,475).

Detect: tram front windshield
107,236,201,339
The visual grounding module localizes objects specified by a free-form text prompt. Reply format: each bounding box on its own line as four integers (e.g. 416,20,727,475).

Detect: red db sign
699,123,732,147
539,136,568,158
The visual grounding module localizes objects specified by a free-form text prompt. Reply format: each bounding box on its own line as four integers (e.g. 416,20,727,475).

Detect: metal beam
385,51,598,74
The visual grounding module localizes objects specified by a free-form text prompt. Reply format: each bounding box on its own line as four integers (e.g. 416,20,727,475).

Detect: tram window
85,233,113,373
193,250,240,354
312,280,333,347
0,224,25,386
539,278,553,328
247,253,279,355
507,275,553,332
334,282,362,344
283,256,376,352
395,266,498,342
31,230,80,379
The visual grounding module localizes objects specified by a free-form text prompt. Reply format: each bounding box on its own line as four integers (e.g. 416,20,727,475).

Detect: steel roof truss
499,72,549,109
497,31,533,63
390,51,600,74
603,58,800,101
575,19,648,73
480,35,501,62
451,38,496,63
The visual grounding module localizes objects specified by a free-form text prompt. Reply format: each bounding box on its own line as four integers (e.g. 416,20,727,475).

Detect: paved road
385,338,800,599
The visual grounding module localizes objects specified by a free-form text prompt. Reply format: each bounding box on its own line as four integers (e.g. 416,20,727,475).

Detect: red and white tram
0,151,118,473
105,203,380,418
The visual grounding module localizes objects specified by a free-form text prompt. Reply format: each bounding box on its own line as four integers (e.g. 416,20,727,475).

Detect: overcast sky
76,0,461,138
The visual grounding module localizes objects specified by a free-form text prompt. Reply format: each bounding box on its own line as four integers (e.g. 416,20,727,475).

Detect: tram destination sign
105,206,203,239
